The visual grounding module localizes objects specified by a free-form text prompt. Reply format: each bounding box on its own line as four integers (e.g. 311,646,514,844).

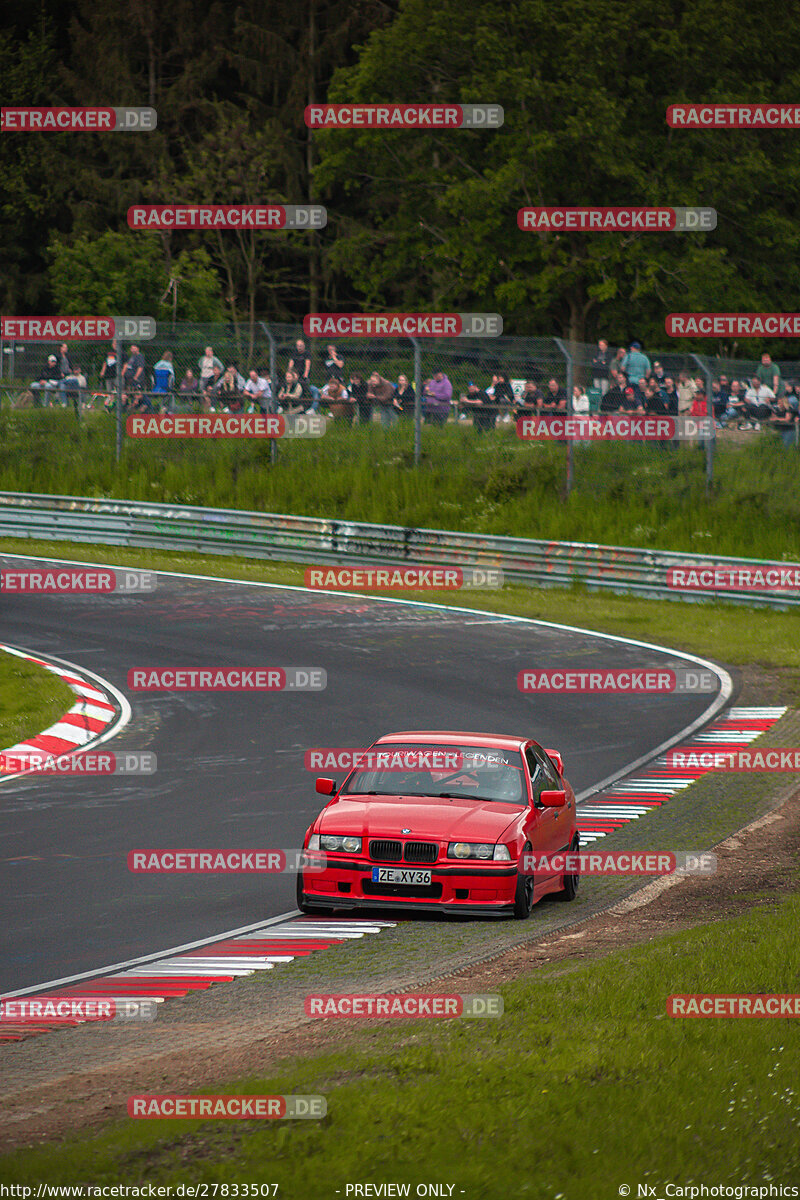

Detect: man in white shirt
245,369,272,413
741,377,775,428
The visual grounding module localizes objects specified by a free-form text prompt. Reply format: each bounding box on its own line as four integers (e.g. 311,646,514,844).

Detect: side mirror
315,777,337,796
539,789,566,808
544,749,564,776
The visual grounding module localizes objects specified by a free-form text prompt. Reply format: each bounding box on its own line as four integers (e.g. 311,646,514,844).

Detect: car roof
374,731,530,751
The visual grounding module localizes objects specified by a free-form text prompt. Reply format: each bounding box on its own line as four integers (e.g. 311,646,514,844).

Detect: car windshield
344,743,527,805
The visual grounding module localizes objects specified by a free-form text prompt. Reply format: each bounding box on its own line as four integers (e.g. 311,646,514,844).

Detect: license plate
371,867,432,886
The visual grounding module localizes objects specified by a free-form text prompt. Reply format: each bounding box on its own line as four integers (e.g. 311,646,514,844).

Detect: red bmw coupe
297,731,580,918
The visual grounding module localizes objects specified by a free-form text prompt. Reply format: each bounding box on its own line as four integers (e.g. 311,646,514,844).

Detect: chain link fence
0,324,797,502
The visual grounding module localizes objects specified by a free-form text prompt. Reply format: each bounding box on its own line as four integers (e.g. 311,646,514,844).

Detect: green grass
3,878,798,1196
0,409,799,559
0,651,75,748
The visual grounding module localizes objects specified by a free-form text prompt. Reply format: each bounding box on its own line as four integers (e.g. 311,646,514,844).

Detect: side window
526,747,557,805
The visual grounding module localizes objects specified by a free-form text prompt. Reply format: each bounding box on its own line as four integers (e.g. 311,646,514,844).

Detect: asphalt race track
0,556,730,993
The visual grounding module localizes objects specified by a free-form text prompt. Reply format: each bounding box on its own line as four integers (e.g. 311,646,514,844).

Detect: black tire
296,870,335,916
513,842,535,919
558,836,580,901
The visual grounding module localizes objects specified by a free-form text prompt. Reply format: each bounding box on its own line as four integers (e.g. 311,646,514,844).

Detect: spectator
56,342,73,405
621,342,651,402
644,380,669,415
324,344,345,382
288,338,320,409
349,372,372,425
677,371,697,414
651,360,666,386
785,381,800,413
31,353,61,406
461,380,496,433
769,394,798,446
689,390,708,417
591,338,611,394
492,371,515,420
572,384,590,415
756,352,782,397
367,371,397,428
153,351,176,395
180,369,198,394
601,370,626,412
620,385,644,413
123,344,146,392
395,374,416,418
661,377,679,415
320,376,351,419
99,344,117,394
540,378,567,413
62,360,87,415
277,369,304,415
724,380,747,426
423,370,453,426
515,379,542,413
198,345,224,388
741,377,775,429
203,365,223,410
215,363,247,412
245,368,272,414
711,380,727,422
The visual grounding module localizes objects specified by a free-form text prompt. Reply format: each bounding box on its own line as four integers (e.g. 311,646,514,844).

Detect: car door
524,746,568,884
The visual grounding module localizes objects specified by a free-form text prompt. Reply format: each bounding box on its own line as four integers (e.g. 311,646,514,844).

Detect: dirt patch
1,790,797,1154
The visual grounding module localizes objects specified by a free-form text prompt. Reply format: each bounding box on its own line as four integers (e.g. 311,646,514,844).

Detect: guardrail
0,491,795,608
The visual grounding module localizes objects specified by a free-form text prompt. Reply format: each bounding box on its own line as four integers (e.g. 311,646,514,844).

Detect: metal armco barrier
0,491,795,608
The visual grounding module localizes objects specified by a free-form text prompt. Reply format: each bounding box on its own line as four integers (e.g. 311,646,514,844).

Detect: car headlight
308,834,320,851
493,844,512,861
448,842,495,860
319,834,362,853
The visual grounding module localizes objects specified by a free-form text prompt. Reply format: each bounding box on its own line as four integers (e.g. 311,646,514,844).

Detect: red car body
297,730,580,918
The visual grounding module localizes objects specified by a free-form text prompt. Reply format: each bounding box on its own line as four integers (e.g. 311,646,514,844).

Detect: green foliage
47,232,224,321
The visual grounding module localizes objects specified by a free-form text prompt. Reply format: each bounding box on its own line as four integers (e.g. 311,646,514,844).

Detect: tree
47,231,224,321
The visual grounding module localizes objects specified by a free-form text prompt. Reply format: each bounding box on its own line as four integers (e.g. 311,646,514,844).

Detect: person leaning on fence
492,371,515,421
348,372,371,424
153,351,176,410
516,379,542,412
214,363,247,412
540,378,568,413
202,365,223,410
320,376,351,419
422,370,452,426
601,369,626,412
289,338,320,411
461,380,495,433
367,371,397,428
181,368,198,395
395,374,415,418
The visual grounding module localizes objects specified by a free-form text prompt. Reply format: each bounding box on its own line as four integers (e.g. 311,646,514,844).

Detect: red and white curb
577,706,788,843
0,918,395,1043
0,643,128,780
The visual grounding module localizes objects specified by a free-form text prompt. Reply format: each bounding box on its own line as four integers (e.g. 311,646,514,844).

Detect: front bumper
300,856,518,912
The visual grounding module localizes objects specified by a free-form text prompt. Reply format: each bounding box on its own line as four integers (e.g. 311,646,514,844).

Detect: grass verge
0,651,75,749
1,873,797,1195
1,410,800,558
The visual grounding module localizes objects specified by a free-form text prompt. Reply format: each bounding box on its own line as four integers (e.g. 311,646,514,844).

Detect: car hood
317,794,521,841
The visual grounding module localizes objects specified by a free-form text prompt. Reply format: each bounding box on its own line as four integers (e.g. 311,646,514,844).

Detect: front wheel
513,842,535,918
558,835,580,901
